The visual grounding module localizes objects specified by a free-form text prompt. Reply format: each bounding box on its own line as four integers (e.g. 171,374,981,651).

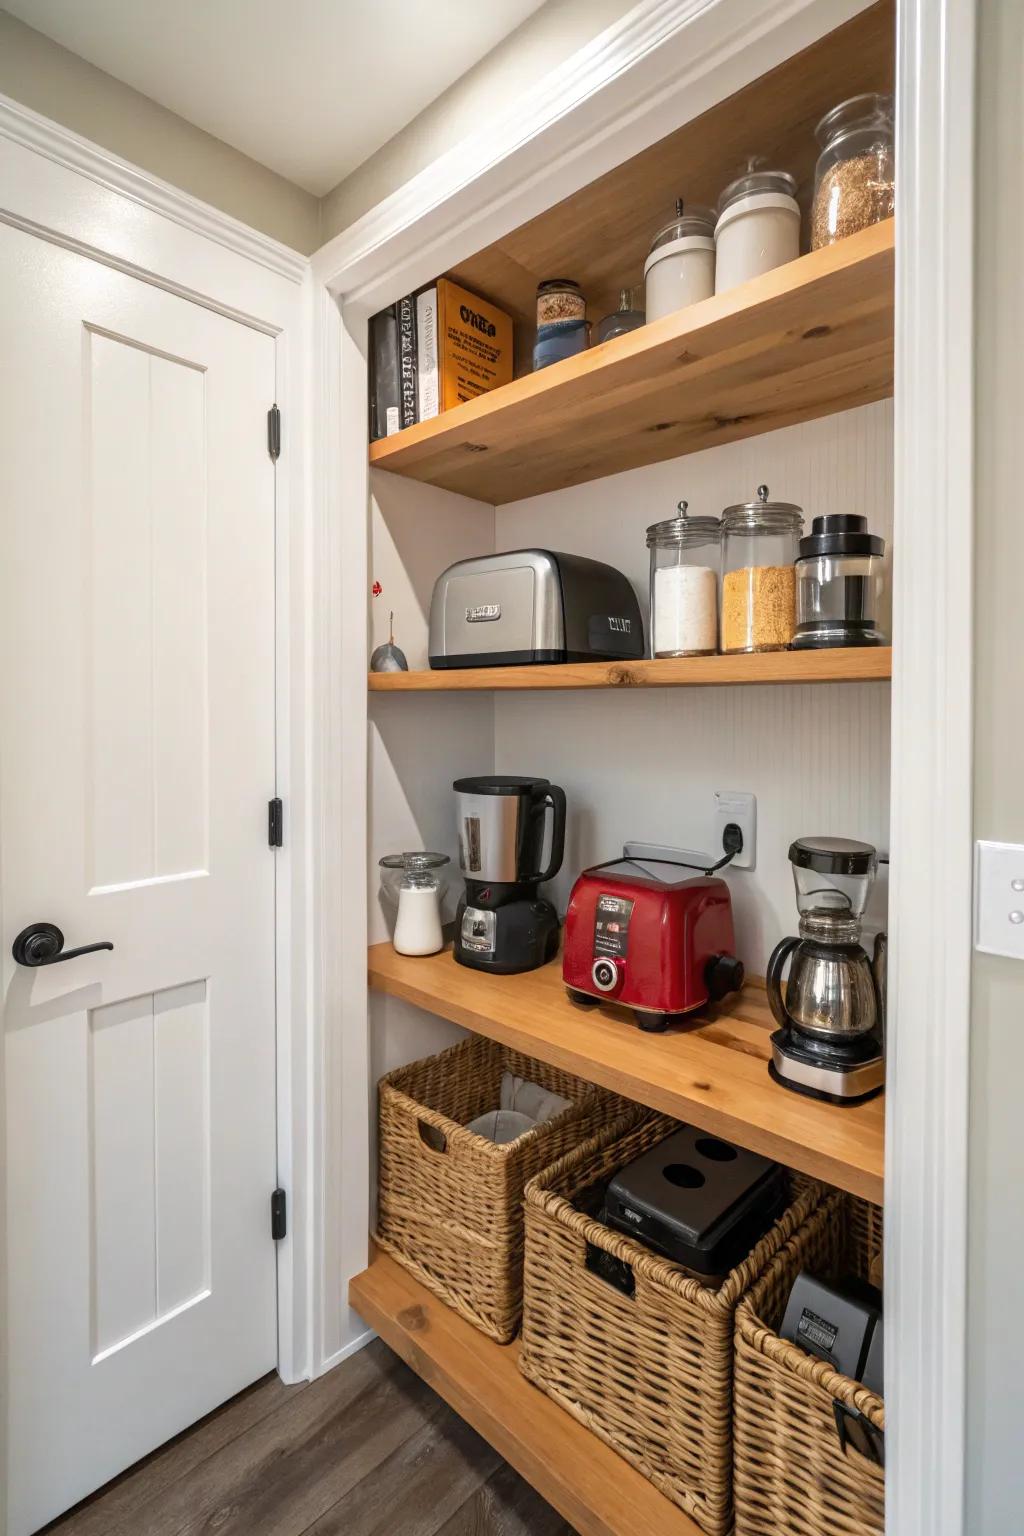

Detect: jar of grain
720,485,803,653
533,278,588,370
714,165,800,294
647,502,721,657
811,93,894,250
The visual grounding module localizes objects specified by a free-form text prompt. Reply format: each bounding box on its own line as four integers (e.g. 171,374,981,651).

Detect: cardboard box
437,279,513,411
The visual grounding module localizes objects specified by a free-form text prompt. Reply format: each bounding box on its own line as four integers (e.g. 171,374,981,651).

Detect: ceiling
4,0,548,194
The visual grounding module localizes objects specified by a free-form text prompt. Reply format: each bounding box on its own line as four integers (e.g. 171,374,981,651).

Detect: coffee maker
453,775,566,974
766,837,885,1104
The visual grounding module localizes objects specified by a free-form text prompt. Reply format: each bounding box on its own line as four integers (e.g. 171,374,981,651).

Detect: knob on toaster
705,953,745,1002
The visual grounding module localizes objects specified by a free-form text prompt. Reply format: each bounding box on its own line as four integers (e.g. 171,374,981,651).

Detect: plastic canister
643,202,716,322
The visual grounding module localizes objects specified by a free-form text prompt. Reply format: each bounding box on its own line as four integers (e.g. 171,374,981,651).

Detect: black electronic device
602,1127,787,1280
780,1271,883,1382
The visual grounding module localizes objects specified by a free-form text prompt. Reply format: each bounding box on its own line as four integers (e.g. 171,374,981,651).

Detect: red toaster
562,858,745,1030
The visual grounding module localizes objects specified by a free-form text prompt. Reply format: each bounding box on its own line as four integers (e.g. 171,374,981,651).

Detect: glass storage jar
595,287,645,344
811,93,894,250
714,166,799,293
379,852,451,957
643,201,716,321
533,278,588,370
646,502,721,657
793,514,886,649
720,485,803,653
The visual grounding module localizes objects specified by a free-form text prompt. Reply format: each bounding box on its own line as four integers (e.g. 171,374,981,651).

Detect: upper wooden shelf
369,646,892,692
350,1244,703,1536
369,219,894,505
368,943,884,1204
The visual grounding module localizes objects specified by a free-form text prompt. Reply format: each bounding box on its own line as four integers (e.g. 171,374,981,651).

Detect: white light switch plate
974,840,1024,957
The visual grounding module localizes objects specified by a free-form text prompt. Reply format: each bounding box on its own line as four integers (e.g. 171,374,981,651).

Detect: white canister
644,203,717,322
714,168,800,294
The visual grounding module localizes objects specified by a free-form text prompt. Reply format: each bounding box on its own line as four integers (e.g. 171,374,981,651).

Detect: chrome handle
12,923,114,968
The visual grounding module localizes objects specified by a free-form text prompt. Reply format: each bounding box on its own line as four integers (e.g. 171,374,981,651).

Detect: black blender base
768,1060,884,1107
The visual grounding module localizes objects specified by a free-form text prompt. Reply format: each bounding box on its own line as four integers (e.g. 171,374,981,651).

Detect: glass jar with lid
720,485,803,653
646,502,721,657
714,164,800,293
595,286,645,344
793,514,886,649
643,201,716,322
811,93,894,250
379,852,451,956
533,278,588,370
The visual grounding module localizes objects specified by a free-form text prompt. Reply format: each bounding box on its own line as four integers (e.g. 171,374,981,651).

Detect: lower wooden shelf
368,943,884,1204
350,1244,702,1536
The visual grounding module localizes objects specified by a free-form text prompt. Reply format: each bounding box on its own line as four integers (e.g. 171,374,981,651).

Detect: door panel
1,225,278,1535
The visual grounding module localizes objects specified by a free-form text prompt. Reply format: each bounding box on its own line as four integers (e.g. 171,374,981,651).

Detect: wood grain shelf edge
349,1244,703,1536
368,646,893,692
367,944,884,1204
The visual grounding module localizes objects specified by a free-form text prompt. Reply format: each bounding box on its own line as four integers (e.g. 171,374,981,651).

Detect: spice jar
811,93,894,250
646,502,721,657
595,287,645,344
792,514,886,649
643,201,716,321
720,485,803,653
533,278,588,370
714,165,799,293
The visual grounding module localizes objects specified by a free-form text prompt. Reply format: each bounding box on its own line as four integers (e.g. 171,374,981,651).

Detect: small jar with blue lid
533,279,588,370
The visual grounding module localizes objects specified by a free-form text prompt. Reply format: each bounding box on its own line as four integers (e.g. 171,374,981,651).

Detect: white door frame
312,1,977,1532
0,92,315,1439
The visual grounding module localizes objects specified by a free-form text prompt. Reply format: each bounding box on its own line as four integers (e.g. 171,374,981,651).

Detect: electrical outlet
975,840,1024,958
714,790,756,870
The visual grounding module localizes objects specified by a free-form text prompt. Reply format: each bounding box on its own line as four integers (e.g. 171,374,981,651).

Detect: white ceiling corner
4,0,548,194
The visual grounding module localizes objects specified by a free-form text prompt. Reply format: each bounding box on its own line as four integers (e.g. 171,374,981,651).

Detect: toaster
428,549,644,668
562,858,745,1030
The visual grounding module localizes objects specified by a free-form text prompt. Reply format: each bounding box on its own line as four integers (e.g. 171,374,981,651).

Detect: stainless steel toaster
428,549,645,668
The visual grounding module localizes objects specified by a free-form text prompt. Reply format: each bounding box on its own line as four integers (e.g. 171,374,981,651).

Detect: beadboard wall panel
493,400,893,972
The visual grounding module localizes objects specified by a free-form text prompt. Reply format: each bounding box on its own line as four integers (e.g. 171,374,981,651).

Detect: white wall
493,400,894,970
0,9,320,252
319,0,640,240
966,4,1024,1530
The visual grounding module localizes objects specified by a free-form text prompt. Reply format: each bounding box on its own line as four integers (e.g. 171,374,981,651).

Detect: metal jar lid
798,513,885,559
646,500,721,548
789,836,877,875
721,483,804,533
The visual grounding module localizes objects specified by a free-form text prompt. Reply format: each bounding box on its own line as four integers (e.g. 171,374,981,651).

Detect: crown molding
0,92,308,283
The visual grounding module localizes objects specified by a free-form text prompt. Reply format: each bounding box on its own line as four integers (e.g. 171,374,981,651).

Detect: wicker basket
734,1190,885,1536
375,1034,626,1343
519,1112,824,1535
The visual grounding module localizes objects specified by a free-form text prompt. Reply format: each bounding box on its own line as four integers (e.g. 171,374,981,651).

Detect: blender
453,775,566,973
766,837,885,1103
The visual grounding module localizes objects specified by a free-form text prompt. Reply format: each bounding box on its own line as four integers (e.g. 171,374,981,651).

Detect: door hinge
271,1187,287,1241
268,797,283,848
267,403,281,461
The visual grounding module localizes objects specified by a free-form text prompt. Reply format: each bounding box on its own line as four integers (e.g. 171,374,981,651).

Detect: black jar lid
789,836,877,875
798,514,885,558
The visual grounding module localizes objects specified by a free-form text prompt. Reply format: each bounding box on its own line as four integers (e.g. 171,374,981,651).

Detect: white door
0,224,279,1535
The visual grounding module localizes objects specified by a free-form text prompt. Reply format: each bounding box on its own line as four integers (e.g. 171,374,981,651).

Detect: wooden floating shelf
368,944,884,1204
369,646,892,692
350,1243,702,1536
369,220,894,505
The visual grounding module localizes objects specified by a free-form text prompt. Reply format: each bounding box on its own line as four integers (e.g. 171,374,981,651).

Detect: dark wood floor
41,1339,575,1536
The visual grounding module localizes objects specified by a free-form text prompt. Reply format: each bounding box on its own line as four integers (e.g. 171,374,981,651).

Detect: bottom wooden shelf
350,1245,702,1536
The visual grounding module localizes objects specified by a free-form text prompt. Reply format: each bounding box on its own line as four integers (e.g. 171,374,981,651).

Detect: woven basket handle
585,1240,636,1298
833,1400,885,1468
417,1120,448,1154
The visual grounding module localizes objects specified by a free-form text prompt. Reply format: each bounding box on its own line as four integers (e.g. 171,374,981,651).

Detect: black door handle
12,923,114,968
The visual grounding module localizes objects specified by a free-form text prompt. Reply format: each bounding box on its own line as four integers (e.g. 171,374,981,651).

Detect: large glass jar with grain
720,486,803,653
811,93,894,250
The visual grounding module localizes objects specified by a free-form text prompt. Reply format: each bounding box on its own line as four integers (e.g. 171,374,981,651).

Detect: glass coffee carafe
766,837,885,1103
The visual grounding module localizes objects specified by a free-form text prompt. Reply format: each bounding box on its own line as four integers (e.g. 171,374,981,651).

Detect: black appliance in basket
602,1126,786,1280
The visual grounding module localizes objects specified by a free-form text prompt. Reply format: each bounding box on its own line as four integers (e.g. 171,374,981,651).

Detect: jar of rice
811,93,894,250
646,502,721,657
720,485,803,653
